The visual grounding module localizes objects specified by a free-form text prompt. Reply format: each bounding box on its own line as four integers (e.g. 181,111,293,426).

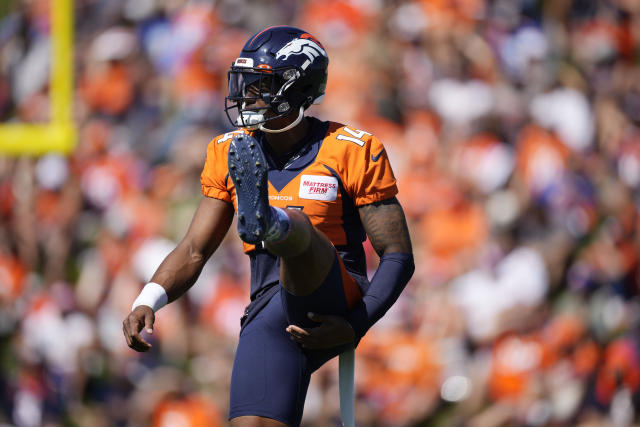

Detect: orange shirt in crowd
357,330,442,420
489,333,544,401
515,124,571,195
81,63,134,116
0,254,26,303
152,394,221,427
420,200,488,259
596,338,640,405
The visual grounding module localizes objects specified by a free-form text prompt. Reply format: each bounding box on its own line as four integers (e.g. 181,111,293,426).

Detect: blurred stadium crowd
1,0,640,425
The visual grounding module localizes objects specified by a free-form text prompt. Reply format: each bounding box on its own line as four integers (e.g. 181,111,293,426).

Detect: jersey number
336,126,371,147
217,131,244,144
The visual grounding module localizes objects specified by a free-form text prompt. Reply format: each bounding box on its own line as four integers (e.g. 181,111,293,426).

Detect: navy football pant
228,252,363,426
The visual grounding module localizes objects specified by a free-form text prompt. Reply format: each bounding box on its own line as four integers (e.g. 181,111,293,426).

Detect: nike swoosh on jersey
371,148,385,162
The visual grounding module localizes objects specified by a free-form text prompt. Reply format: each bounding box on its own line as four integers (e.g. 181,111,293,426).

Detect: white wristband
131,282,168,313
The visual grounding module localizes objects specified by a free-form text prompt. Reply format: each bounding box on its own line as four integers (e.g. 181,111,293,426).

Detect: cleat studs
255,161,261,167
230,164,236,170
256,212,262,219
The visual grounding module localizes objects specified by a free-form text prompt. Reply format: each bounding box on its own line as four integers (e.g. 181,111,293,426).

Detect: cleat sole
228,135,270,244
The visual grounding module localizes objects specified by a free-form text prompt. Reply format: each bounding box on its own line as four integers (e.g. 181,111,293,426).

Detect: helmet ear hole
283,69,298,80
277,102,290,113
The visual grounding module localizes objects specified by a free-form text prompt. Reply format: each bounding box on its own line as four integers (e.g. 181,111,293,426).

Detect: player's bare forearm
358,197,412,256
151,196,234,302
124,197,232,352
150,243,211,302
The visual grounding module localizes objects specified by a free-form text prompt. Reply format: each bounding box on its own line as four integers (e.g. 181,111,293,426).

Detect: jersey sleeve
200,136,231,202
344,133,398,206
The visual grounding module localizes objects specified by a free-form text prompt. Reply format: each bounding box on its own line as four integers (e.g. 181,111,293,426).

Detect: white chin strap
259,106,305,133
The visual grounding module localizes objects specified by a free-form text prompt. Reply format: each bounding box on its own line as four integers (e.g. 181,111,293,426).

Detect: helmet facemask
225,66,304,130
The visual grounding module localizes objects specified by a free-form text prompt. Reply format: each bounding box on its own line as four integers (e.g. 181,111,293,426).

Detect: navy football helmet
224,26,329,133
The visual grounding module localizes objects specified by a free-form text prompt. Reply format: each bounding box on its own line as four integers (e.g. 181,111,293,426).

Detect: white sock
265,206,291,242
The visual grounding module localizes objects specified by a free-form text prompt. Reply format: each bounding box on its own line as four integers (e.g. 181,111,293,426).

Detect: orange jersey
200,117,398,297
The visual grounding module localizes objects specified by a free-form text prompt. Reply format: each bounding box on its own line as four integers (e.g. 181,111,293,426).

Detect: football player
123,26,414,427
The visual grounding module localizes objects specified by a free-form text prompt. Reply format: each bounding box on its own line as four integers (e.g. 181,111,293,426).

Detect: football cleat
228,134,270,243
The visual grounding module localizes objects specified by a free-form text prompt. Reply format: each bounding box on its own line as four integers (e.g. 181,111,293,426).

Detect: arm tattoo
359,197,412,256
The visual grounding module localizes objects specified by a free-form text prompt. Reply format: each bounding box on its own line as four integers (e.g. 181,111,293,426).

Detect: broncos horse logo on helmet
275,38,327,65
225,26,329,133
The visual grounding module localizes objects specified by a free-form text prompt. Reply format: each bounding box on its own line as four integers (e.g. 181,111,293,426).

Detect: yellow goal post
0,0,75,156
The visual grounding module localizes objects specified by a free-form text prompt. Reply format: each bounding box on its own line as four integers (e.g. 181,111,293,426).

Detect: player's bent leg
228,134,341,297
280,250,362,335
230,416,289,427
265,209,336,296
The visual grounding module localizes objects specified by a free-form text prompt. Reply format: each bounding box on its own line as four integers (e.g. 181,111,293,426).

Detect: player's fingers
287,326,329,349
286,325,311,337
294,336,319,348
130,331,152,352
287,331,310,344
125,316,152,352
287,329,319,348
144,311,154,334
123,322,133,347
123,317,138,346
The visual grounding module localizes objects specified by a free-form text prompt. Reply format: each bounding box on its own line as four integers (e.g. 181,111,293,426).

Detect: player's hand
122,306,155,352
286,312,355,349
